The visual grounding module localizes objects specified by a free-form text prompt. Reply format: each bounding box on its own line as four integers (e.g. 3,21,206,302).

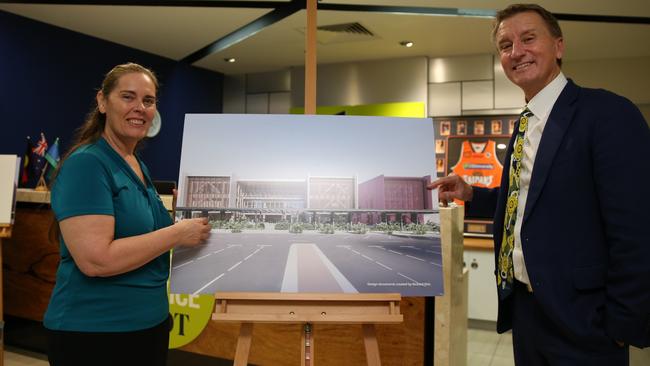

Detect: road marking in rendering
178,244,273,295
398,272,420,283
339,245,394,272
388,250,403,255
430,262,442,267
172,260,194,270
400,245,417,249
426,249,441,254
228,261,242,272
193,273,225,295
172,243,239,270
244,248,261,261
406,254,425,262
375,261,392,271
281,243,357,293
281,244,298,292
197,253,212,261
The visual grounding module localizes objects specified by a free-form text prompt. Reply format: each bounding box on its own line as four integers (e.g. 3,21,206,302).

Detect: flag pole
35,164,48,191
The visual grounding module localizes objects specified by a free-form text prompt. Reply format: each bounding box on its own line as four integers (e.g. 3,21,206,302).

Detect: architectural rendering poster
170,114,443,296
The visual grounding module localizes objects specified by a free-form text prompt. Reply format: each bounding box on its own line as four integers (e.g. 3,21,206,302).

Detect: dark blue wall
0,10,223,181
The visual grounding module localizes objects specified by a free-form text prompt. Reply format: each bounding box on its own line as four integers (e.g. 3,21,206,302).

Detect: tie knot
518,108,532,133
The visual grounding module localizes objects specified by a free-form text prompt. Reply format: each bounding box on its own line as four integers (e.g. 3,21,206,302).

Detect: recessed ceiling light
399,41,414,48
224,58,236,63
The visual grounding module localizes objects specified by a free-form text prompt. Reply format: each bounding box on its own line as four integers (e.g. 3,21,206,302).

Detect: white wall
562,56,650,105
223,54,650,122
563,56,650,126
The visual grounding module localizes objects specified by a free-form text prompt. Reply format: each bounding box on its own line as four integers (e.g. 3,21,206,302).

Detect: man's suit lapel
523,80,579,223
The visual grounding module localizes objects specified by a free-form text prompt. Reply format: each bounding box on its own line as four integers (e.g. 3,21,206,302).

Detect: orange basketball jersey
451,140,503,189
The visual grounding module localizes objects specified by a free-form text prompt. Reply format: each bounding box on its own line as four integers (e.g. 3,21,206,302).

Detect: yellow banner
290,101,425,117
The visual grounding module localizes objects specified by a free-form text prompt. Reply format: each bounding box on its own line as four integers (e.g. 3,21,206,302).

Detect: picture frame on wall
435,139,445,154
439,120,451,136
436,158,445,173
456,120,467,135
491,120,502,135
508,118,517,134
473,120,485,135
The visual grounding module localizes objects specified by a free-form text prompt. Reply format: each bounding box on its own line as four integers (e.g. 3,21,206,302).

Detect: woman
44,63,211,366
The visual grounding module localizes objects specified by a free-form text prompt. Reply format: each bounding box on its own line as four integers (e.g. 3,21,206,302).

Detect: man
429,4,650,365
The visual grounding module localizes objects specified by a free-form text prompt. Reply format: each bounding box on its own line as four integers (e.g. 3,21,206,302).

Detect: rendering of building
358,175,433,224
307,176,356,210
184,176,231,208
235,179,306,222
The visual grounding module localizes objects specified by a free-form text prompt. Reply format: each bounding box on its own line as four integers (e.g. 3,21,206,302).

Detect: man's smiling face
496,11,564,100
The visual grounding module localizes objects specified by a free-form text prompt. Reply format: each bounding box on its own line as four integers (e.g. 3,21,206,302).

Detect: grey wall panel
223,74,246,113
245,93,269,114
246,69,291,93
269,92,291,114
494,56,524,109
428,82,461,117
462,80,493,110
291,57,428,109
429,54,493,83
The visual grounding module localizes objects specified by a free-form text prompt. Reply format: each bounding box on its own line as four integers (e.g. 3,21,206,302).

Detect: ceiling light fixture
224,58,236,63
399,41,414,48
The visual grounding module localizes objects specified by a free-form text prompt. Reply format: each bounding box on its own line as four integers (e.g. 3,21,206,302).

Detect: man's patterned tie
497,108,532,299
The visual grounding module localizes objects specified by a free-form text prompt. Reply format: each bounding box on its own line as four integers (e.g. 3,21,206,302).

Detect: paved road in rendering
170,230,443,296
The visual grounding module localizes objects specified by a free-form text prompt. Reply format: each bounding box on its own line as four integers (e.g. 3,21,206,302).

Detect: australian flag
30,133,48,187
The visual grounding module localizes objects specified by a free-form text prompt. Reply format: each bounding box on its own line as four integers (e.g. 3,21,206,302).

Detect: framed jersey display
433,115,518,237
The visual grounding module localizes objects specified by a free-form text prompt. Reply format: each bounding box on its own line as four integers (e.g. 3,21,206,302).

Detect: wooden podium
212,292,403,366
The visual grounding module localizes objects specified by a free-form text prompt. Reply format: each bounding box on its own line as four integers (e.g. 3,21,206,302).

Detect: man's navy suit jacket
467,79,650,348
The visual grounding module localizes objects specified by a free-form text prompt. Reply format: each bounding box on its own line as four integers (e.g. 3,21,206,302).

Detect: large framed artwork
170,114,444,297
433,116,518,237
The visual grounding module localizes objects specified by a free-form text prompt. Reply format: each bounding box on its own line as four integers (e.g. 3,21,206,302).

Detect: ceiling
2,0,649,75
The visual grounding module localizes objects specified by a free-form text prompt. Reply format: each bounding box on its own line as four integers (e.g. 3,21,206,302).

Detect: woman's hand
174,217,211,246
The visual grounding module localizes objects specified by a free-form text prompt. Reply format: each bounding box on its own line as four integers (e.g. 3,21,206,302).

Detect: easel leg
362,324,381,366
301,323,313,366
233,323,253,366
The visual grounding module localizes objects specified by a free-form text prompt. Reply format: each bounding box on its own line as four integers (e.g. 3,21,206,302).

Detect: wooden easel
212,292,403,366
